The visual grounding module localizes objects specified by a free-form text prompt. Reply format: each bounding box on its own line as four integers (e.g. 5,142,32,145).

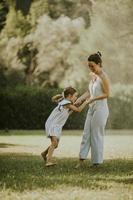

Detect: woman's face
88,61,101,74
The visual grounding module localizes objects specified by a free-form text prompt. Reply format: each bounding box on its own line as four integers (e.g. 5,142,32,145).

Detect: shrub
0,86,133,130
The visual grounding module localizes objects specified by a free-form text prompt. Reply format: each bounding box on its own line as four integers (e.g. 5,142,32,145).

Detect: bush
0,87,60,129
108,97,133,129
0,86,133,130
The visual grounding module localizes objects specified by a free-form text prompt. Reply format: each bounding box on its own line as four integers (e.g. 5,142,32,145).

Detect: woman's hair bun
97,51,102,57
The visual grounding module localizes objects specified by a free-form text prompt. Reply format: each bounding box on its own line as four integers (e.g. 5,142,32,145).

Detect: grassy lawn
0,130,133,200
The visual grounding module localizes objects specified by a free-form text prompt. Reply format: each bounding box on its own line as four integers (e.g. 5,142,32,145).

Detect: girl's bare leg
46,136,58,166
41,146,50,161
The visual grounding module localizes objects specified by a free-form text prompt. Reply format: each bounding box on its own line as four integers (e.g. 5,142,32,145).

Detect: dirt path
0,135,133,159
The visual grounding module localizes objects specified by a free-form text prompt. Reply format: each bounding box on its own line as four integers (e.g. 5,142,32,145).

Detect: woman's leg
47,136,58,163
91,109,108,164
79,110,92,160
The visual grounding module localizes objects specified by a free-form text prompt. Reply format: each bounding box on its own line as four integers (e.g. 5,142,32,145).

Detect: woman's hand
86,97,94,104
74,91,90,106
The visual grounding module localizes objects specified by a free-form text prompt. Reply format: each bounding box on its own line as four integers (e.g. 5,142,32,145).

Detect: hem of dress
47,135,60,139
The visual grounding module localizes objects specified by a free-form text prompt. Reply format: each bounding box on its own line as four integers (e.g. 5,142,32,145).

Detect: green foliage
0,87,60,129
2,7,31,37
0,0,9,31
17,43,38,76
29,0,48,26
0,87,133,129
48,0,91,27
2,0,133,87
5,70,26,87
0,67,7,88
1,0,133,87
0,68,26,89
15,0,32,16
108,97,133,129
0,13,84,88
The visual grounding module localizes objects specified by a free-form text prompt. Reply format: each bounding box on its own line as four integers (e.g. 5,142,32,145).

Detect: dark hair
88,51,102,66
63,87,77,98
52,87,77,102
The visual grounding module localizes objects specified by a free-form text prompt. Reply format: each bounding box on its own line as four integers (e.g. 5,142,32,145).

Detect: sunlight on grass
0,129,133,136
0,154,133,200
0,131,133,200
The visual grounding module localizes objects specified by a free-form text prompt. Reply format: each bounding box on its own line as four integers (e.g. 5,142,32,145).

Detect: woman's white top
89,74,108,109
45,99,71,139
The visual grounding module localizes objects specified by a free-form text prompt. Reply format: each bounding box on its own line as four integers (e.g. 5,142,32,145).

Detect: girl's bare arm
74,91,90,105
66,100,89,113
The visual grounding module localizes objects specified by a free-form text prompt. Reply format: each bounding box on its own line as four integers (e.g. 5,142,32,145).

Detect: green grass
0,154,133,191
0,131,133,200
0,154,133,199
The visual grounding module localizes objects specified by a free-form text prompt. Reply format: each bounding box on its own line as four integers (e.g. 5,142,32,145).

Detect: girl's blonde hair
52,87,77,103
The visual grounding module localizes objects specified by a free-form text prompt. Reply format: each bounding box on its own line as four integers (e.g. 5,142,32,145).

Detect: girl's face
70,92,78,103
88,61,101,74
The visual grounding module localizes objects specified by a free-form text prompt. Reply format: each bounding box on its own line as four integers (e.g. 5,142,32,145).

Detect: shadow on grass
0,153,132,191
0,143,28,148
0,143,20,148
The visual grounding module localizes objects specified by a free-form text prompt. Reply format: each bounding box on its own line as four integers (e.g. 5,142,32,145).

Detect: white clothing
45,99,71,139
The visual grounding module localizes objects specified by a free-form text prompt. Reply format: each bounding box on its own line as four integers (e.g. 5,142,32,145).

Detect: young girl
41,86,90,167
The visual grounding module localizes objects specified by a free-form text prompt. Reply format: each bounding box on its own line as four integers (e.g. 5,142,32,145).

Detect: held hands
85,97,94,104
74,97,95,106
74,98,83,106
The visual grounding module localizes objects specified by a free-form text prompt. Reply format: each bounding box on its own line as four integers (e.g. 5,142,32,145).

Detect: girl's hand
74,98,82,106
52,94,63,102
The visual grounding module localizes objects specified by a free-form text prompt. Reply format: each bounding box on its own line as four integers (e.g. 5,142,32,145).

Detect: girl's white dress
45,99,71,139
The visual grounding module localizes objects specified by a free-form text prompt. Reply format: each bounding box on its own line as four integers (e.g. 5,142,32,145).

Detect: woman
76,51,110,166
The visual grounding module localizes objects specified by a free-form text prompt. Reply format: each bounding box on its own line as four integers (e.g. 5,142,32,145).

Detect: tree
0,0,9,32
25,15,85,87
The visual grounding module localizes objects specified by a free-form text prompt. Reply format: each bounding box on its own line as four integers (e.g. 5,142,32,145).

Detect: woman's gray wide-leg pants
79,105,109,164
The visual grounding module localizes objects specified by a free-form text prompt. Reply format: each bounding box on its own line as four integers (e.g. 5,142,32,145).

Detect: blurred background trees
0,0,133,129
0,0,133,88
